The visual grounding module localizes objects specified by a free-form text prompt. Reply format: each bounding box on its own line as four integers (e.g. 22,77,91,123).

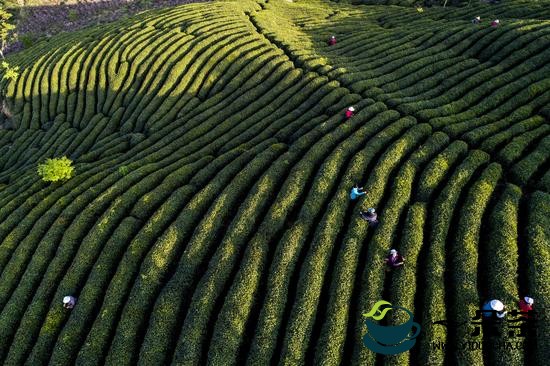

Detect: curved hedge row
448,162,502,366
485,183,524,365
526,191,550,365
417,150,490,365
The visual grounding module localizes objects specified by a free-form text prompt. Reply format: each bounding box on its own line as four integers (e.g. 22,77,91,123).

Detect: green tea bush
0,0,547,364
416,140,468,202
496,123,549,165
509,135,550,186
478,116,547,153
244,110,402,366
538,169,550,193
105,143,286,365
385,202,426,366
484,184,524,365
175,107,399,366
448,163,502,366
74,147,269,365
7,158,182,364
526,191,550,364
418,150,489,366
43,217,141,365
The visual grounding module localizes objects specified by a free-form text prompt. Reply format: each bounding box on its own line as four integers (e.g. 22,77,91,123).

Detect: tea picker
360,207,379,227
328,35,336,46
63,295,77,309
350,184,366,200
345,106,355,119
481,299,507,319
519,296,534,317
384,249,405,270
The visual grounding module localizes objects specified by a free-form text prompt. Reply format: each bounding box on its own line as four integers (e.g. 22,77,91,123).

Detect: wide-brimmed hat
524,296,534,305
331,35,336,38
348,106,355,111
368,207,375,214
494,19,500,23
389,249,397,255
63,296,72,304
475,16,481,20
490,300,504,311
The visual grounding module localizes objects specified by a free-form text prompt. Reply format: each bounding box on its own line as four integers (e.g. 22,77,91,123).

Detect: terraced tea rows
0,0,548,365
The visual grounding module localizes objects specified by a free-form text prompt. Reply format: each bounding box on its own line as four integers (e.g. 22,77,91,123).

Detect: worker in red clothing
519,296,534,318
328,35,336,46
345,106,355,119
491,19,500,27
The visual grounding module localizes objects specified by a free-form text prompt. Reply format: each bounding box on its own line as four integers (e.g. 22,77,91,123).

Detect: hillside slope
0,0,548,365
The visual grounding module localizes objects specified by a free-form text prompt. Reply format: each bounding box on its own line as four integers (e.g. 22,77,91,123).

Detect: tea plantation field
0,0,548,365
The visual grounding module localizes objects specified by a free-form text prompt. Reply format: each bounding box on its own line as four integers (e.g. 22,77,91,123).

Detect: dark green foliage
418,150,489,365
417,140,468,202
448,163,502,366
0,0,547,365
509,135,550,186
526,191,550,364
484,184,524,365
385,202,426,366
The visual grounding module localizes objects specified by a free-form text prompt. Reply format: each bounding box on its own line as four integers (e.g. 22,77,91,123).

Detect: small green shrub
19,34,35,49
1,61,18,81
118,165,130,176
37,156,74,182
67,9,79,22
